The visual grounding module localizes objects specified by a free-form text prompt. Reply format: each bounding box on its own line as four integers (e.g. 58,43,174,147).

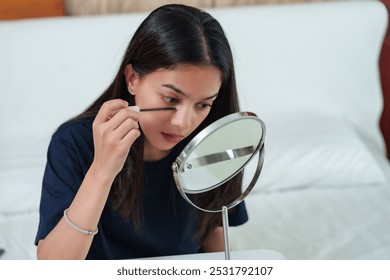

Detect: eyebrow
162,84,218,100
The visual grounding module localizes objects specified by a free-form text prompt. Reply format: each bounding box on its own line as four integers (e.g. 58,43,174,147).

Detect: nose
170,105,193,133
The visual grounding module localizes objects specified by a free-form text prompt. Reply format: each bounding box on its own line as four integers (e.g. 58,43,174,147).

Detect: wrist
87,162,117,188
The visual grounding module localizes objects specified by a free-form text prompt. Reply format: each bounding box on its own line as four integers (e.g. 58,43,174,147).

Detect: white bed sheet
230,150,390,259
3,184,389,260
0,210,39,260
230,183,390,259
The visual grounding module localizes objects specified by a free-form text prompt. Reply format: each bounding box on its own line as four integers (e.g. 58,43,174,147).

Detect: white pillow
250,113,387,192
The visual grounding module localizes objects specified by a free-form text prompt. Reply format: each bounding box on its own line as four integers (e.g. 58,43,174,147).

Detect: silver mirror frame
171,112,266,213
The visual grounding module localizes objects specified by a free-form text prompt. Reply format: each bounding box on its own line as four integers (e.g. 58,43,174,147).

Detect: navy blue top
35,117,248,259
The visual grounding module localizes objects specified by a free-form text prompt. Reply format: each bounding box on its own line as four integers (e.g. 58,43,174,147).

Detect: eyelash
197,103,212,110
162,96,178,104
162,95,213,110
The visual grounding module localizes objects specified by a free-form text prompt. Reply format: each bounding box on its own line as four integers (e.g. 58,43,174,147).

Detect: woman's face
126,64,222,161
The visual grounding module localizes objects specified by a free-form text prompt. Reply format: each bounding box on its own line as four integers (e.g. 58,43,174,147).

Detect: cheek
139,114,168,134
191,112,210,131
195,114,207,126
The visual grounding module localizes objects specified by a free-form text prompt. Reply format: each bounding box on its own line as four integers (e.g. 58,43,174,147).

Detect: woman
35,4,247,260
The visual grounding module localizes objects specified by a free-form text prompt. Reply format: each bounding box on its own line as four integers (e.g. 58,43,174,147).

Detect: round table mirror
172,112,266,260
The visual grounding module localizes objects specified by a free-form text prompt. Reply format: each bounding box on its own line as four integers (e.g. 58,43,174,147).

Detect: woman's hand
91,99,141,179
37,99,140,260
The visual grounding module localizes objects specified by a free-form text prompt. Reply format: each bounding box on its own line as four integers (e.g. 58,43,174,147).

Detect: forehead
141,65,222,95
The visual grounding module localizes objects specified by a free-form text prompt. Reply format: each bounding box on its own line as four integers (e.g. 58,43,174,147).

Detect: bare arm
37,100,140,259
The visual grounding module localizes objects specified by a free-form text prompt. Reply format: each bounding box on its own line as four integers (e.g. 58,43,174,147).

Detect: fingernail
128,105,140,112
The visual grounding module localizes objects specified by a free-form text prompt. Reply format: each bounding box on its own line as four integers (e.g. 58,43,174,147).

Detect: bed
0,0,389,259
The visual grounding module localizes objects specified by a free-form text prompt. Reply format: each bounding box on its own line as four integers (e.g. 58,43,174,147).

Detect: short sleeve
35,119,94,245
228,200,248,226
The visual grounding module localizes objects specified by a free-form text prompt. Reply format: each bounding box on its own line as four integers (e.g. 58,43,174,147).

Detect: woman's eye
197,103,212,110
162,96,178,104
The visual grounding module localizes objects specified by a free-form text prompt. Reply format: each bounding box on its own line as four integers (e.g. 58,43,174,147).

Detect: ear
124,64,138,95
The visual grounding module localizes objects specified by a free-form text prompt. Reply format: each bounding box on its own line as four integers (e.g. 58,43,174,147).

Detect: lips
161,132,184,144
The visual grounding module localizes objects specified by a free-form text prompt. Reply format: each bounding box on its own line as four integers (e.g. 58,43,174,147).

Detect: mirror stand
222,205,231,260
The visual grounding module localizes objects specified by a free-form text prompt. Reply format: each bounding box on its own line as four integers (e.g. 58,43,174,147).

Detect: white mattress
230,183,390,259
230,151,390,259
0,210,39,260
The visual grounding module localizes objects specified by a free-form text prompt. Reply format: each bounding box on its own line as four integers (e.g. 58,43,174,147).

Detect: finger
111,116,140,142
106,106,140,132
120,127,141,147
95,99,129,123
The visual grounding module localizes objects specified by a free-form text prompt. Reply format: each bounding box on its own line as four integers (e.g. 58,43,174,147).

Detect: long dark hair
75,4,241,240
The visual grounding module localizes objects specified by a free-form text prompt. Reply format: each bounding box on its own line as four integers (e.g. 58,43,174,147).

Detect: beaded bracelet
63,208,98,235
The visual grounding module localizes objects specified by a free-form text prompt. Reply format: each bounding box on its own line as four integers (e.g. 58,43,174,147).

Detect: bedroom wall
0,0,64,20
